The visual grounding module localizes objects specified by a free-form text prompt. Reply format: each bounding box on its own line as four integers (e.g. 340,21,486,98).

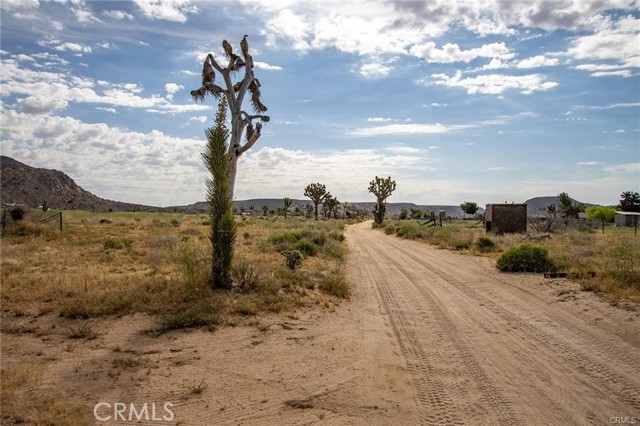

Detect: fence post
59,212,63,232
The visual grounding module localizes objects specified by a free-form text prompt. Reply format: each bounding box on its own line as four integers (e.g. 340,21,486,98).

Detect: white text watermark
94,402,174,422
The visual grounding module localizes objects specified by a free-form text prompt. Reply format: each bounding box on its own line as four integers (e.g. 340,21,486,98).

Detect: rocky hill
524,196,595,216
0,156,161,212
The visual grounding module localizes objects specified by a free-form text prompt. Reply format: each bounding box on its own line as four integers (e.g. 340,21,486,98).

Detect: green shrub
496,244,556,272
384,223,395,235
475,236,496,252
269,232,303,244
294,240,318,256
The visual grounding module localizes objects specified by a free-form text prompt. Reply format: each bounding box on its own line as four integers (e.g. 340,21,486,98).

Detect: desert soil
3,221,640,425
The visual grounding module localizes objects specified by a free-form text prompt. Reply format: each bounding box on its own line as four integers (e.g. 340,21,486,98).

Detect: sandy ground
3,221,639,425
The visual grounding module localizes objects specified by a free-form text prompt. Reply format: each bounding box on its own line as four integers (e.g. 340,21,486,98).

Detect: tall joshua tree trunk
191,35,270,198
203,97,236,289
191,36,269,289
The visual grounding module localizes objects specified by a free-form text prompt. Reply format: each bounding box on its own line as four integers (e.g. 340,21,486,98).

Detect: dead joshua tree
191,35,270,198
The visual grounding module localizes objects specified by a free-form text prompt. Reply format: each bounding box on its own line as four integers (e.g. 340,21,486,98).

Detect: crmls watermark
94,402,174,422
610,417,638,425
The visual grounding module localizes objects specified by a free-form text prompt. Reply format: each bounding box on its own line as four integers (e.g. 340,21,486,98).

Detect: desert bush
294,240,319,256
397,221,421,238
282,250,304,270
269,231,303,244
322,239,347,261
9,206,26,221
384,223,396,235
319,269,350,298
496,244,556,273
475,236,497,252
169,240,209,289
454,241,471,250
233,261,262,293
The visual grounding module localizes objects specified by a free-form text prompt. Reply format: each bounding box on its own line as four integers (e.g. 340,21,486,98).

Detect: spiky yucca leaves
202,97,236,289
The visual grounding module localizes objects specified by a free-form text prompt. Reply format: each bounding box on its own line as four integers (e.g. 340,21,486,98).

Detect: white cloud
1,60,207,114
15,96,68,115
359,62,393,79
578,102,640,110
591,70,634,78
190,116,207,123
576,161,599,166
263,9,311,51
568,15,640,71
367,117,392,122
516,55,560,68
602,163,640,174
347,122,467,137
253,61,283,71
96,107,117,114
74,8,102,24
102,10,135,20
164,82,184,100
38,39,92,54
132,0,198,23
428,71,558,95
409,42,513,64
0,0,39,11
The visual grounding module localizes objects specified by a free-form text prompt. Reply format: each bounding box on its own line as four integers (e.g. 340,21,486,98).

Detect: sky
1,0,639,207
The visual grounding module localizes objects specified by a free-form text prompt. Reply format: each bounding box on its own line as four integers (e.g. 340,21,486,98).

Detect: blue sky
1,0,638,207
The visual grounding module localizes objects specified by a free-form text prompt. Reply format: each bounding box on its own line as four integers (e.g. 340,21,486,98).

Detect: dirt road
5,221,639,425
343,221,640,425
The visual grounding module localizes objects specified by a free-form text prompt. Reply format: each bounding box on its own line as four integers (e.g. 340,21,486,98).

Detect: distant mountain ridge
0,156,160,212
170,199,480,218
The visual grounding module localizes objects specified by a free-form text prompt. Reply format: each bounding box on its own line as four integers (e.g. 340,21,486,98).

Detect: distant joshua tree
304,183,330,219
324,195,340,219
262,205,269,216
283,197,292,218
369,176,396,227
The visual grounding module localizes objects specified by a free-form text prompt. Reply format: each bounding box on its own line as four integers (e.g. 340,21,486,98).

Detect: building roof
615,211,640,216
